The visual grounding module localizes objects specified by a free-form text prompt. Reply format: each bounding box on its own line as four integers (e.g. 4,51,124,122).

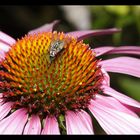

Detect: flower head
0,20,140,134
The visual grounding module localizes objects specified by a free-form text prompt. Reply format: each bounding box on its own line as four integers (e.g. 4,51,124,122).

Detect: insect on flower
49,40,65,62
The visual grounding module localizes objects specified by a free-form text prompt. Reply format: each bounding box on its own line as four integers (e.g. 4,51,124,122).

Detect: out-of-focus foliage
118,76,140,101
90,6,140,46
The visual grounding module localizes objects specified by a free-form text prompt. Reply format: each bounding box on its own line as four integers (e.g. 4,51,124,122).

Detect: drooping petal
0,108,28,134
0,100,2,105
65,110,94,134
94,46,140,57
89,100,140,134
41,116,60,134
0,31,16,46
106,46,140,56
0,42,11,61
95,94,138,117
0,93,2,98
0,42,11,52
101,68,110,86
0,102,13,121
0,93,3,105
100,57,140,78
23,115,41,134
94,46,114,57
101,85,140,109
28,20,60,35
0,51,5,62
66,28,121,42
0,101,3,106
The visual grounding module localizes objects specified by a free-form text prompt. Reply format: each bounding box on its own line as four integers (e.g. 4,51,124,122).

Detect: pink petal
0,31,16,46
0,108,28,134
0,42,10,52
101,85,140,109
41,116,60,134
89,100,140,134
107,46,140,56
100,57,140,78
0,102,13,121
95,94,138,117
0,93,3,105
66,28,121,41
23,115,41,134
0,42,11,62
65,110,94,134
28,20,60,35
94,46,140,57
0,93,2,98
0,48,5,61
94,46,114,57
0,102,3,106
101,68,110,86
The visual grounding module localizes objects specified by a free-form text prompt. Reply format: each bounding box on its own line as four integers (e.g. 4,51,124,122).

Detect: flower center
0,32,103,117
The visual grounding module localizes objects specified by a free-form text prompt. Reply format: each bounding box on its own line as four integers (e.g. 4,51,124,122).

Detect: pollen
0,31,103,117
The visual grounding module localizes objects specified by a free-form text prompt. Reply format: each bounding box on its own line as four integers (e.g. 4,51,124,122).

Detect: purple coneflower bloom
0,20,140,134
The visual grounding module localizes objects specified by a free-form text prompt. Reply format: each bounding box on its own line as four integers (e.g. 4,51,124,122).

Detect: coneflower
0,20,140,134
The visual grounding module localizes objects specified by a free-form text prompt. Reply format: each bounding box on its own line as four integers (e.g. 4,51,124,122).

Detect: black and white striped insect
49,40,65,62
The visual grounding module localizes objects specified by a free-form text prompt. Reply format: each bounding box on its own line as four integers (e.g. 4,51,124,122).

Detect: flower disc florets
0,31,103,117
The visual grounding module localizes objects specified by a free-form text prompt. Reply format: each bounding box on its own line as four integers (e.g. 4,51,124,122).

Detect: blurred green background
0,5,140,133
